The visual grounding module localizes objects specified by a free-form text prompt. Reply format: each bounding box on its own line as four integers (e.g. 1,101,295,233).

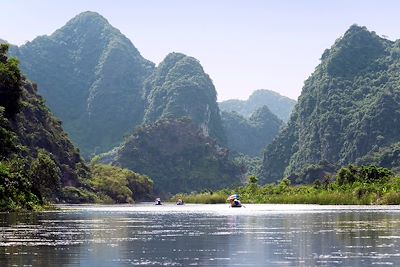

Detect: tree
336,165,392,186
31,149,61,201
248,175,259,184
0,44,22,118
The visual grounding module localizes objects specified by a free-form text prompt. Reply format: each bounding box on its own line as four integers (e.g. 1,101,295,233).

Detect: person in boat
176,198,184,205
228,194,242,207
155,198,162,205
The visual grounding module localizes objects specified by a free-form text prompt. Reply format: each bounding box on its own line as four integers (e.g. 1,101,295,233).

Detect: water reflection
1,204,400,266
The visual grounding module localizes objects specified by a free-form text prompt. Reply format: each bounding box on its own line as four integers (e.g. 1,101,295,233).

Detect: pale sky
1,0,400,101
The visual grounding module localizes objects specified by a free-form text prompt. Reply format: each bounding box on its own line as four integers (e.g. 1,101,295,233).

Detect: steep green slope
9,11,154,156
262,25,400,183
221,106,282,156
219,89,296,121
356,142,400,174
0,44,91,210
111,118,242,194
143,53,226,144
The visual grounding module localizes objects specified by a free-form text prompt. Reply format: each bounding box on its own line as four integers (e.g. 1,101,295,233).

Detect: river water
1,204,400,266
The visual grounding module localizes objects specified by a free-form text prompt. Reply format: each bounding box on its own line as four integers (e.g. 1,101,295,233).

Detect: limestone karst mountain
261,25,400,183
219,89,296,122
9,11,155,157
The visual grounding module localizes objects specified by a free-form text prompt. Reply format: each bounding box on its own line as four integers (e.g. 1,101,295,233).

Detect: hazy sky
1,0,400,101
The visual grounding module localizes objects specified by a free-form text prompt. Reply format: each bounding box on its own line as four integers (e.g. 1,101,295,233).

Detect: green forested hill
111,118,242,194
221,106,282,156
262,25,400,183
143,52,226,144
8,11,154,157
99,53,243,194
219,89,296,121
0,44,91,209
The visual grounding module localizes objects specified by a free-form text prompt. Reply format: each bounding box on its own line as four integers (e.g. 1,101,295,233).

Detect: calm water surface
1,204,400,266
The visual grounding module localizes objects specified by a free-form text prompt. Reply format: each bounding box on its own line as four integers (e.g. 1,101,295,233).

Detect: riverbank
173,166,400,205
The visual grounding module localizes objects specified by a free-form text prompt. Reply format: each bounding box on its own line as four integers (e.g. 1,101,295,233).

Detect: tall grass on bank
172,173,400,205
172,192,227,204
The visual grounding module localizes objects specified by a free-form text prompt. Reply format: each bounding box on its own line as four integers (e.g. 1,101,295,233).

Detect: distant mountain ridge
221,105,282,156
219,89,296,122
261,25,400,183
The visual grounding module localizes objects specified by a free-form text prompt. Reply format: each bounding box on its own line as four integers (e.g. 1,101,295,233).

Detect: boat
228,194,242,208
176,198,184,205
155,198,162,205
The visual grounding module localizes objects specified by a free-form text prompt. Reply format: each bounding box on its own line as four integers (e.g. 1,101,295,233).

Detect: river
1,204,400,266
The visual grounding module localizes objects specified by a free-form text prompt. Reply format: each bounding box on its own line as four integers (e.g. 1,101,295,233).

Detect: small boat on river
155,198,162,205
176,198,184,205
228,194,242,208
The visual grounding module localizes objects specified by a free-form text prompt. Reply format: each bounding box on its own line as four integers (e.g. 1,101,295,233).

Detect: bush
0,160,40,211
336,165,392,186
30,149,61,201
90,163,153,203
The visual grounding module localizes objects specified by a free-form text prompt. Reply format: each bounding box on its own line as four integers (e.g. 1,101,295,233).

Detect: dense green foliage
0,45,92,210
287,161,337,185
9,12,154,157
336,165,392,186
110,118,242,194
262,25,400,183
179,166,400,205
0,160,41,211
221,106,282,156
143,52,226,144
219,89,296,122
89,163,153,203
0,44,22,118
232,154,263,178
356,142,400,173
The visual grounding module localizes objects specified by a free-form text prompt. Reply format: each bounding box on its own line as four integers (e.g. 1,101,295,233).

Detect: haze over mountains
6,11,287,159
2,11,294,194
3,11,400,197
219,89,296,122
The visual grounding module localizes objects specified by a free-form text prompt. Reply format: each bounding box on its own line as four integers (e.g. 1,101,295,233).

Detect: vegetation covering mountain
221,105,282,156
262,25,400,183
110,118,242,194
8,11,155,157
0,44,91,210
219,89,296,121
143,53,226,144
356,142,400,174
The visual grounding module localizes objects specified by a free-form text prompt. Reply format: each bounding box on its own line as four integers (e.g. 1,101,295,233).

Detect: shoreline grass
171,172,400,205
